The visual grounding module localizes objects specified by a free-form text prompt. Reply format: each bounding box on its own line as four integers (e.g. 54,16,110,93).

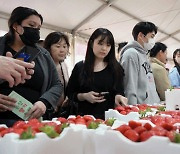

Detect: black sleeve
115,78,125,96
114,68,125,96
66,61,83,101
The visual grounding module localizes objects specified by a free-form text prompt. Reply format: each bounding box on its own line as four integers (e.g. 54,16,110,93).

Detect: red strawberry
166,131,175,142
115,124,131,134
120,111,127,115
31,122,44,133
83,115,94,122
57,117,68,123
95,119,104,124
140,131,154,142
43,122,57,127
55,123,70,134
134,126,147,134
115,106,125,112
28,118,40,124
124,129,139,142
161,123,174,131
75,118,86,125
151,126,167,136
12,128,24,135
128,121,142,129
131,107,139,112
13,121,26,129
143,123,152,131
0,127,7,132
0,128,9,137
68,117,76,123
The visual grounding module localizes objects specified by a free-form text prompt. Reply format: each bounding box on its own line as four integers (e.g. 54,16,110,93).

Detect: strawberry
161,123,174,131
12,128,24,135
143,123,152,131
134,126,147,134
57,117,68,123
115,124,131,134
0,128,9,137
105,118,116,126
86,121,99,129
131,107,139,112
68,117,76,123
83,115,94,122
20,127,35,140
0,127,7,132
166,131,175,142
95,119,104,124
128,120,142,129
40,125,59,138
55,123,70,134
13,121,26,129
43,122,57,127
28,119,40,125
115,106,125,112
124,129,139,142
75,117,86,125
140,131,154,142
31,122,44,133
120,111,127,115
151,126,167,136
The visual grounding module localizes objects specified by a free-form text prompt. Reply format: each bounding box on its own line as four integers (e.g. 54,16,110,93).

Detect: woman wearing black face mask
0,6,63,127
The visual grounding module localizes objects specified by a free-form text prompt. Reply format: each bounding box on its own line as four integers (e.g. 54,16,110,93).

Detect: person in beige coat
150,42,171,101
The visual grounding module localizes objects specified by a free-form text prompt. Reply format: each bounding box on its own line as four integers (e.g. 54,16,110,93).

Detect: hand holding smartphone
99,92,109,97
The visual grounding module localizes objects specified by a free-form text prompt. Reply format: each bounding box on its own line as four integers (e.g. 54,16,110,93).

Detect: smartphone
99,92,109,97
13,46,40,62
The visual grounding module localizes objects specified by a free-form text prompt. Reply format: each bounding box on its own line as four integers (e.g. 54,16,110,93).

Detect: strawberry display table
0,106,180,154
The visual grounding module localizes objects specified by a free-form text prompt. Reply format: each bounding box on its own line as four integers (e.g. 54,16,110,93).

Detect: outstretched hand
26,101,46,120
115,94,128,106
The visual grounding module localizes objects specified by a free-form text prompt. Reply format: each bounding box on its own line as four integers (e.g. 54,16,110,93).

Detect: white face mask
143,38,155,51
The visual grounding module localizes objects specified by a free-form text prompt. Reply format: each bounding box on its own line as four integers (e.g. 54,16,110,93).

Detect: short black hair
117,42,128,53
132,21,158,40
44,31,70,55
150,42,167,57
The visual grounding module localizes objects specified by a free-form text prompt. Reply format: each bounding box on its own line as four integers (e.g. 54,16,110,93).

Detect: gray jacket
0,35,62,109
120,41,160,105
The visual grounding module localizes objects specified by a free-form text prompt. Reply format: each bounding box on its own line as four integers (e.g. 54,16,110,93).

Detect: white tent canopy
0,0,180,59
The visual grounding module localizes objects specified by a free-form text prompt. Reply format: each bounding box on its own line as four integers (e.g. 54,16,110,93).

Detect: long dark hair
7,6,43,45
80,28,124,90
173,49,180,75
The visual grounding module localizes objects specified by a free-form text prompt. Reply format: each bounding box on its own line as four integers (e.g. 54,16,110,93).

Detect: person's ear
12,23,18,32
138,32,145,40
13,23,23,35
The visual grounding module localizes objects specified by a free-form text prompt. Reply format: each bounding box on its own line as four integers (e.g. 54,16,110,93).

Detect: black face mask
19,26,40,46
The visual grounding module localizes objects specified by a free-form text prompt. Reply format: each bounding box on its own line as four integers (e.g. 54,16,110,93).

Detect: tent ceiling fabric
0,0,180,58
